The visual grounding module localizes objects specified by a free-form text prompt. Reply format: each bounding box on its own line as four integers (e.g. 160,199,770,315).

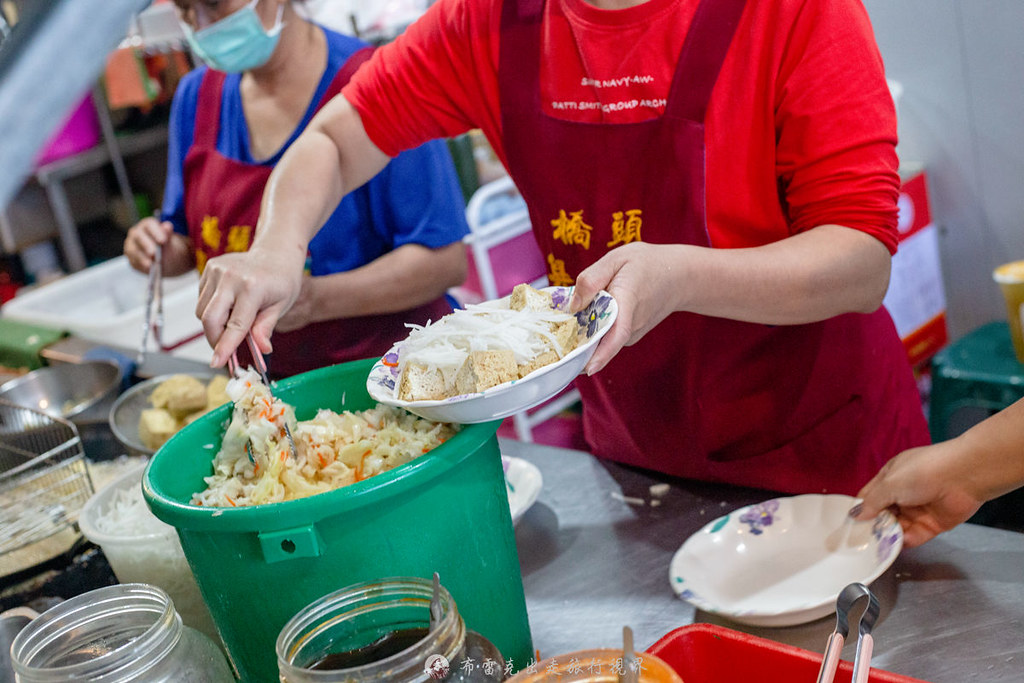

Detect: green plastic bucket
143,359,533,682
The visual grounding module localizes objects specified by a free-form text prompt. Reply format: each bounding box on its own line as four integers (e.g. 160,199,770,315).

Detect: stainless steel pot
0,361,123,460
0,360,121,423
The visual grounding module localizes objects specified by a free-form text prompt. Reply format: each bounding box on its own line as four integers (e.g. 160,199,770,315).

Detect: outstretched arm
855,397,1024,547
196,95,391,366
275,243,467,332
571,223,892,374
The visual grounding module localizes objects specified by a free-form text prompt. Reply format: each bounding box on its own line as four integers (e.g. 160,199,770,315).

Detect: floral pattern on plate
739,499,780,535
872,513,902,563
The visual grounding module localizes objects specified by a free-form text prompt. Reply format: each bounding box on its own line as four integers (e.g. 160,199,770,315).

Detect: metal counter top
503,438,1024,682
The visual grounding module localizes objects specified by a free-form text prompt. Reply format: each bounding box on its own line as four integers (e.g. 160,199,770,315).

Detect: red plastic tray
647,624,930,683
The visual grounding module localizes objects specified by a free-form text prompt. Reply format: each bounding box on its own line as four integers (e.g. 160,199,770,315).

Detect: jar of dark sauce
276,576,507,682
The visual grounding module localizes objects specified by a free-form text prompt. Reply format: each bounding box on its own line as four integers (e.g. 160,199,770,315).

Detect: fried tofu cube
518,349,559,378
205,374,231,409
551,318,580,355
455,350,518,394
139,408,180,450
517,319,579,379
510,283,553,312
398,362,449,402
149,374,208,418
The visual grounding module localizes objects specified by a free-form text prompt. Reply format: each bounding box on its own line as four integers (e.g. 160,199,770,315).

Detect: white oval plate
669,493,902,627
503,455,542,525
367,286,617,423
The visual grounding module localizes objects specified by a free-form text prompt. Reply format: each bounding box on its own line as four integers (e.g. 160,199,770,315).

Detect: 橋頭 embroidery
551,209,593,249
546,254,574,287
608,209,642,246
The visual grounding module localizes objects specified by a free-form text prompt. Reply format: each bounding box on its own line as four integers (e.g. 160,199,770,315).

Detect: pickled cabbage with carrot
191,369,457,507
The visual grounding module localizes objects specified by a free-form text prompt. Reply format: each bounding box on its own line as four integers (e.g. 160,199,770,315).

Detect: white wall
864,1,1024,340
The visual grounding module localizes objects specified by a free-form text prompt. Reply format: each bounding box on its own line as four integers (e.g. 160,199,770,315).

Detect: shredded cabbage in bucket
191,370,457,507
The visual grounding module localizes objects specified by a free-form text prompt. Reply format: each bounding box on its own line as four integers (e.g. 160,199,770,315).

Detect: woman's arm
275,133,470,333
855,397,1024,547
275,243,467,332
572,223,892,374
197,95,391,365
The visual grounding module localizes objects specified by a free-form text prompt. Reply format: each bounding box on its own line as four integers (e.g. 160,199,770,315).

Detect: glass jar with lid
10,583,234,682
277,576,507,682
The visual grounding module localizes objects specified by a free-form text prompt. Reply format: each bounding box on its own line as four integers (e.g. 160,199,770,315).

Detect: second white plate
502,455,542,525
669,493,902,627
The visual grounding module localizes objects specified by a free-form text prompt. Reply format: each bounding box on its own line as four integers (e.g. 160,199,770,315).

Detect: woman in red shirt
197,0,929,495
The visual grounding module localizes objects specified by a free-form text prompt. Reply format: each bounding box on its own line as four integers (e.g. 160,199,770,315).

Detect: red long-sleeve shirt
343,0,900,253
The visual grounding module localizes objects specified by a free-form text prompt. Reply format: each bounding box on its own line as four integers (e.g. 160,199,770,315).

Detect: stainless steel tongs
136,243,204,365
137,244,163,366
227,332,298,463
816,582,880,683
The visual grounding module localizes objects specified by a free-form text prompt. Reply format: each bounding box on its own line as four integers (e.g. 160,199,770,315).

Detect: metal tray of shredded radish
367,284,617,424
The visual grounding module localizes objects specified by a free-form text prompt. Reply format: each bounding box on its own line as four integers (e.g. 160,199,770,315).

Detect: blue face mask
183,0,285,74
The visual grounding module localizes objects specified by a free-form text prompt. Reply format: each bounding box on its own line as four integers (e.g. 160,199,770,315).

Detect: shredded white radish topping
399,305,575,376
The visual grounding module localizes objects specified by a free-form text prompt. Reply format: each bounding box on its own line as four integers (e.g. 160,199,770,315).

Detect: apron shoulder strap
666,0,748,123
502,0,544,27
193,69,227,149
499,0,544,112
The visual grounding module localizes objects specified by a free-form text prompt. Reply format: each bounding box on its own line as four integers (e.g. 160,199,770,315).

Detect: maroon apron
184,49,452,379
500,0,929,494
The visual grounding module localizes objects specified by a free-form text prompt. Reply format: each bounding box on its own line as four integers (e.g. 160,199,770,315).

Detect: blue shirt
161,27,468,276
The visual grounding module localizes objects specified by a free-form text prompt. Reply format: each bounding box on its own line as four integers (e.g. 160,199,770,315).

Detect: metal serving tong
816,582,880,683
136,243,204,366
227,332,298,464
137,244,163,366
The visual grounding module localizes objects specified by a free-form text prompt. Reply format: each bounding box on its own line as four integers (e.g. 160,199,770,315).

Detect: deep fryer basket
0,398,93,556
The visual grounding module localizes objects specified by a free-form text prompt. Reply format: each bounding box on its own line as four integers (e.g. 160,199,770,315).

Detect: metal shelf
0,87,168,272
34,124,167,185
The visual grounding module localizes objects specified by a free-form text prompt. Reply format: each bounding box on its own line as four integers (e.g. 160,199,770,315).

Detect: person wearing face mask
123,0,470,379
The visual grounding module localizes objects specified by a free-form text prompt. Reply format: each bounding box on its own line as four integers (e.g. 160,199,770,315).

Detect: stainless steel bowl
0,361,122,424
108,372,220,457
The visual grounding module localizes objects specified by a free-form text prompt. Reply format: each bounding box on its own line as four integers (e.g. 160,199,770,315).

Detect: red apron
499,0,929,494
184,49,452,380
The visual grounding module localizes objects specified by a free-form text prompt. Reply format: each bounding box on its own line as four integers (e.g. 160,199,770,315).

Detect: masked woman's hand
124,217,174,273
